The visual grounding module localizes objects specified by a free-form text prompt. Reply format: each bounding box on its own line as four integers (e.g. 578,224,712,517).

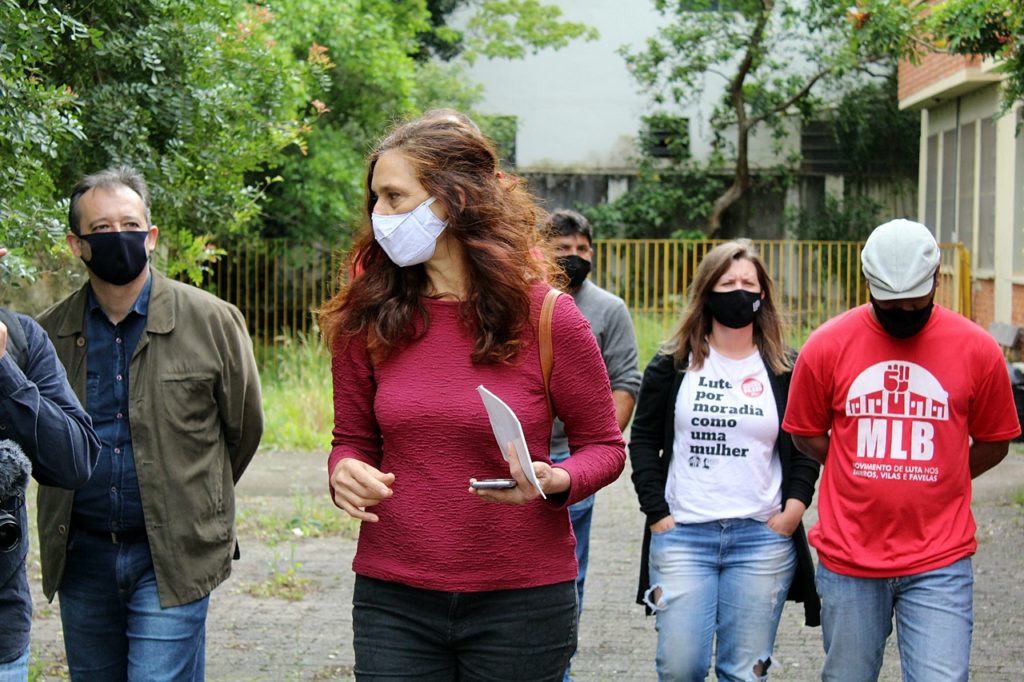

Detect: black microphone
0,439,31,500
0,438,31,552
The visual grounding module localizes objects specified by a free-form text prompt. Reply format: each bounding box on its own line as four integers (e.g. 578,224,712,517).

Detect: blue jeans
644,519,796,682
57,531,210,682
551,452,593,682
549,451,595,609
0,646,28,682
816,558,973,682
352,575,577,681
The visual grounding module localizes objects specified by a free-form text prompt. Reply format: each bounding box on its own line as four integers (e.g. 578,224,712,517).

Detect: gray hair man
36,167,263,680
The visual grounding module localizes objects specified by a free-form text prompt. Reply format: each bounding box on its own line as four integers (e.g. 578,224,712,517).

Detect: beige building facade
899,51,1024,341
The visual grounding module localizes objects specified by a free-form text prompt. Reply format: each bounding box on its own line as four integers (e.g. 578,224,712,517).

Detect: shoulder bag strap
539,287,561,425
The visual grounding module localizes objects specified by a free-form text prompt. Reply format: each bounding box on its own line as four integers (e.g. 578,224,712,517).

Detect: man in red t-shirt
783,219,1021,682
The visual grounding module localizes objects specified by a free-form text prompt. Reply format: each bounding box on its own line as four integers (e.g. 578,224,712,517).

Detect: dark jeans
352,575,578,681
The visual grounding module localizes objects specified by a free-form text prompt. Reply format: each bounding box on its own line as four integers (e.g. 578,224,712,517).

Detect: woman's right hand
650,515,675,534
330,458,396,522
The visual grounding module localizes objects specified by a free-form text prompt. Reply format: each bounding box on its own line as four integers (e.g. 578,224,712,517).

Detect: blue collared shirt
73,275,152,532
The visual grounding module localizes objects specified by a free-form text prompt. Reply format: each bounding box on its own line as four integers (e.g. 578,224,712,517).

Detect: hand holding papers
476,385,546,499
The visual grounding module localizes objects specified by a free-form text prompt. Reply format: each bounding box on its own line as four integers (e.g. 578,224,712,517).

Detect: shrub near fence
205,239,970,367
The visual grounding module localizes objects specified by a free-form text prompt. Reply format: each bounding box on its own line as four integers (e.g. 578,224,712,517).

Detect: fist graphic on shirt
883,363,910,394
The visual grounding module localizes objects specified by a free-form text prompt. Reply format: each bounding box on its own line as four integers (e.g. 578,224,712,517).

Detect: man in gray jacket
37,167,263,680
546,210,641,679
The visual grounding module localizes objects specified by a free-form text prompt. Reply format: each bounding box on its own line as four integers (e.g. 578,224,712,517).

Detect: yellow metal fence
204,239,969,366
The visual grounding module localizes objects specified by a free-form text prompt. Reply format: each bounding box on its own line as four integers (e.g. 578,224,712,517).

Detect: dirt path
26,449,1024,681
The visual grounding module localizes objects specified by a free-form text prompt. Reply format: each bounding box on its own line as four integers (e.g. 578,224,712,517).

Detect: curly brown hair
662,239,791,374
318,112,550,364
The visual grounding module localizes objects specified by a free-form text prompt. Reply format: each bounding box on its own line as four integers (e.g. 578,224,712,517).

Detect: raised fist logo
883,363,910,393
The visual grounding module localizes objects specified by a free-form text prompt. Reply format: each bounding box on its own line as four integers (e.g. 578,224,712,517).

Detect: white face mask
371,197,449,267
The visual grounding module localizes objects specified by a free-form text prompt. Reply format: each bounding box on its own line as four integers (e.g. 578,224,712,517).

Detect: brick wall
975,282,1024,357
973,279,995,328
1013,284,1024,325
898,53,982,102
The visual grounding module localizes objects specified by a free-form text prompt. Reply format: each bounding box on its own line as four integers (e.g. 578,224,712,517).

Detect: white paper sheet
476,385,546,498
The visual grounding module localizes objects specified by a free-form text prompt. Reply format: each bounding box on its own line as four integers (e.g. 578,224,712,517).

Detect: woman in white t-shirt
629,240,821,682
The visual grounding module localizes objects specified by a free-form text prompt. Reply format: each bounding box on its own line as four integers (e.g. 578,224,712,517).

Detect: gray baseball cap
861,219,940,301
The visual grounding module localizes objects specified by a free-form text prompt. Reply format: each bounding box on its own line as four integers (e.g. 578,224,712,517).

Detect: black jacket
628,351,822,626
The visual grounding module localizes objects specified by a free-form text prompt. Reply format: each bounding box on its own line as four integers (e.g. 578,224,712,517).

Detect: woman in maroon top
319,111,626,681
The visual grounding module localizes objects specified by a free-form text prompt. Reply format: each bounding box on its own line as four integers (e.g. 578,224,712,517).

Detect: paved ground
27,448,1024,681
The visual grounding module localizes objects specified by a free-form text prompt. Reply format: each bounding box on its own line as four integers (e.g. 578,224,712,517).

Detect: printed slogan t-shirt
783,304,1021,577
666,346,781,524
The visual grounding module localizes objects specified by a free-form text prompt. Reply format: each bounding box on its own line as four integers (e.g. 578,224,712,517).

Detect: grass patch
236,492,358,547
243,544,313,601
29,655,68,682
258,333,333,452
632,311,673,367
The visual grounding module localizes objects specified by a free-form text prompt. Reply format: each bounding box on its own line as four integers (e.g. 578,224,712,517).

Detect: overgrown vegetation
618,0,915,235
243,544,312,601
0,0,594,283
583,165,723,240
928,0,1022,119
259,333,333,453
829,75,919,182
787,195,884,243
586,70,916,243
236,491,357,546
1,1,329,283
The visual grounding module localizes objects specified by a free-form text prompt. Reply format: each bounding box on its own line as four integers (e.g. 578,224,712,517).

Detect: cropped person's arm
791,434,830,465
218,305,264,483
612,390,636,433
965,342,1021,479
602,300,641,432
628,353,676,529
0,314,98,488
969,439,1009,479
545,296,626,506
327,330,393,521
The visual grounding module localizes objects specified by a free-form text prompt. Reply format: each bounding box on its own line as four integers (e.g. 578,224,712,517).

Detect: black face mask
706,289,762,329
871,299,934,339
79,231,150,285
556,255,591,289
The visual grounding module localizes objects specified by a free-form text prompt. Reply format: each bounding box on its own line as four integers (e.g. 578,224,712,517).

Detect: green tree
259,0,436,245
621,0,905,236
260,0,596,245
583,164,723,239
1,0,327,283
0,3,91,280
416,0,598,63
848,1,1020,119
927,0,1022,115
1,0,597,282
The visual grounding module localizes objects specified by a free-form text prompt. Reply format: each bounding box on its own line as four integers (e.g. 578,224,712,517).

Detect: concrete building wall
462,0,801,173
900,45,1023,331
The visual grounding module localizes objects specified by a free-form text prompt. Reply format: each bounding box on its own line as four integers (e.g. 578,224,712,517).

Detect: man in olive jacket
36,166,263,680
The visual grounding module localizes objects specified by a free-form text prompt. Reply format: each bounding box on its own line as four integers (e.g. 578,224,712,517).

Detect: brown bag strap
539,287,561,424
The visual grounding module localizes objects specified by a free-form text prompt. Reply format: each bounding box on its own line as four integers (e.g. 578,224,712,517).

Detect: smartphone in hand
470,478,517,490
